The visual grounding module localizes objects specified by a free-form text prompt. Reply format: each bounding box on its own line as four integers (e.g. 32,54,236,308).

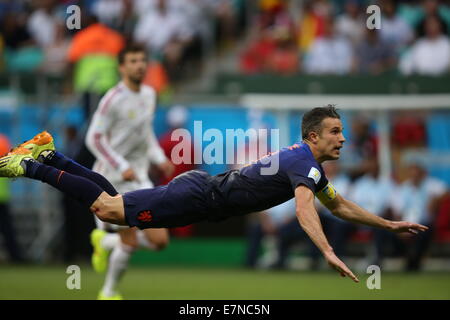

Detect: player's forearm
333,198,393,231
296,208,333,255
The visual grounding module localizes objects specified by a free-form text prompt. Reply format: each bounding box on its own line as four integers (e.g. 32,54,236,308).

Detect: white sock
101,243,134,297
101,232,119,251
136,230,158,250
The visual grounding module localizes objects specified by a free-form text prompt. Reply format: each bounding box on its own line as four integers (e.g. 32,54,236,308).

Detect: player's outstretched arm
295,186,359,283
324,194,428,234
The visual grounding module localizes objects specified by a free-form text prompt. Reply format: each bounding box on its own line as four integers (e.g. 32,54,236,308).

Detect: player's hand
158,160,175,178
389,221,428,235
324,251,359,283
122,168,137,181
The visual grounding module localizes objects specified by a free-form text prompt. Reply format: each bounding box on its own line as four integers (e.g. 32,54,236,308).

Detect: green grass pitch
1,265,449,300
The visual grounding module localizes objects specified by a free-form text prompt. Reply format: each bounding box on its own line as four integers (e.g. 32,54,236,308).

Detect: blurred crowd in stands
245,114,450,272
0,0,247,90
240,0,450,76
2,0,450,87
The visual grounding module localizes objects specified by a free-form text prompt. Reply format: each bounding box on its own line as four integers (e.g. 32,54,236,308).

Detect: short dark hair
118,44,147,65
301,104,341,140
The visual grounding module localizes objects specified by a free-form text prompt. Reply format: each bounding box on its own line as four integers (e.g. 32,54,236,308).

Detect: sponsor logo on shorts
137,210,153,222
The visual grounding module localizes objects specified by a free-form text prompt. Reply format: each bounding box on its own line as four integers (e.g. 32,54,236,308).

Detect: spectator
265,26,300,75
39,23,70,76
27,0,64,48
240,21,299,75
91,0,134,34
133,0,195,79
304,17,353,75
297,0,327,53
353,29,396,75
435,191,450,242
67,13,125,120
239,28,278,74
0,11,43,72
349,159,398,268
133,0,157,16
170,0,211,75
379,0,414,54
0,134,25,263
399,15,450,76
206,0,240,48
0,1,26,22
317,160,354,260
339,115,378,181
335,0,365,46
173,0,213,53
245,199,321,270
1,12,34,51
391,115,426,147
257,0,296,32
392,158,448,271
415,0,450,36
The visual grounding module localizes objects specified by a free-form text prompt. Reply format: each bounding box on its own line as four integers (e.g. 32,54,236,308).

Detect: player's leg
91,217,120,273
100,183,169,299
124,177,170,251
90,192,126,225
123,170,213,229
10,131,119,197
99,228,137,300
139,228,170,251
0,151,126,225
98,228,169,300
44,151,119,197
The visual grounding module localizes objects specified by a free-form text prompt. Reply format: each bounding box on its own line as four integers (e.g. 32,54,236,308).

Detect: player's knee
91,194,126,225
94,208,111,223
120,237,138,250
152,237,169,251
94,207,121,225
119,229,139,249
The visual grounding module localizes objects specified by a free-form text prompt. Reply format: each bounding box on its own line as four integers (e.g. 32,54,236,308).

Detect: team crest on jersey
307,167,321,184
137,210,153,222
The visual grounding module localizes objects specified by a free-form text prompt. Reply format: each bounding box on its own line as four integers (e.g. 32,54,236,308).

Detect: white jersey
86,81,167,194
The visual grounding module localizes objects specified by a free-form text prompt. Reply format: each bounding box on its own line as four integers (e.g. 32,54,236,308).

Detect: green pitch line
1,265,450,300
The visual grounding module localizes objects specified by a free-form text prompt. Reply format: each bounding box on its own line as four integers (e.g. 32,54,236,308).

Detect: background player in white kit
86,45,174,300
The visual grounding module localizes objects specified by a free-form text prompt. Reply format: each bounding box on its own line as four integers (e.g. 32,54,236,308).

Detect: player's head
118,44,148,85
302,105,345,161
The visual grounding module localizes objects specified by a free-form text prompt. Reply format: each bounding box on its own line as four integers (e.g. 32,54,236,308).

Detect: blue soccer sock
24,159,104,208
44,151,118,196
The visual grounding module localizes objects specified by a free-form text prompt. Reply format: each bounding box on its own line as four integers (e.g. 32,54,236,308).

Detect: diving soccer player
0,106,428,282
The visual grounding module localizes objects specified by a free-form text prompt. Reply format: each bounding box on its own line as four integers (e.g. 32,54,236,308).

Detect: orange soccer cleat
8,131,55,162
